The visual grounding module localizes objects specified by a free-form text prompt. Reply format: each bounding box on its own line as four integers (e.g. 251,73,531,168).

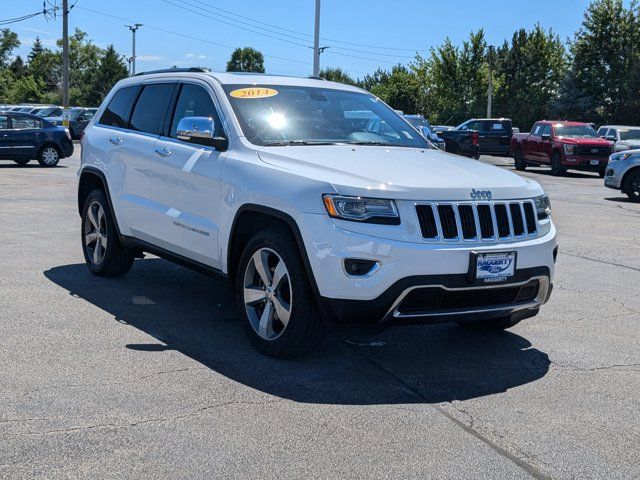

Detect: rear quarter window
99,86,141,128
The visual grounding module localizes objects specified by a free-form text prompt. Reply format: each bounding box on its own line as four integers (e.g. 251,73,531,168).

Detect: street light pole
487,45,494,118
62,0,69,121
312,0,321,77
126,24,142,76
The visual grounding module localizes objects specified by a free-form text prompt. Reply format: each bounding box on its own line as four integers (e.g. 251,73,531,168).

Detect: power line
74,5,311,66
174,0,413,60
161,0,402,64
189,0,427,53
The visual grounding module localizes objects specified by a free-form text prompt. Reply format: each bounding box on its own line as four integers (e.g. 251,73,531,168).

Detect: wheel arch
77,167,121,235
226,204,321,300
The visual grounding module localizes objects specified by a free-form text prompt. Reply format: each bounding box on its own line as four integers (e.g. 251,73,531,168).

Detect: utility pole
487,45,494,118
126,24,142,76
312,0,321,77
62,0,69,125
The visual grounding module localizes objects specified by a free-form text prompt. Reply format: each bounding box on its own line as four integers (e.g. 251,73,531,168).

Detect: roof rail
134,67,209,76
308,76,327,80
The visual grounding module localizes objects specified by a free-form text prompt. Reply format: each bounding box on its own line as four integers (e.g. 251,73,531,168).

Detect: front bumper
604,161,626,189
563,155,608,171
299,213,557,323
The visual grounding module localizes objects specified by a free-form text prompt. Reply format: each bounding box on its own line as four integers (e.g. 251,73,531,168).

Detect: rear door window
0,115,8,129
532,124,542,136
12,117,41,129
99,85,141,128
129,84,176,136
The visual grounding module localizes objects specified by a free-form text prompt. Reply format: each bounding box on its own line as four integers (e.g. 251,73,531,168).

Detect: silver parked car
604,150,640,202
597,125,640,152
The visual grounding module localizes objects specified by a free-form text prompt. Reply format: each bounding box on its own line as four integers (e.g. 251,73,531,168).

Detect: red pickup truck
511,121,614,177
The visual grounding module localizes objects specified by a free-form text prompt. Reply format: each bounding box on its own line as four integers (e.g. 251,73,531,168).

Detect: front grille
415,200,537,241
397,280,540,315
575,146,611,157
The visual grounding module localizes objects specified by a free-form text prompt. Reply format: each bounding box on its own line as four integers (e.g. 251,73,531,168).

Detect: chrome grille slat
416,200,539,242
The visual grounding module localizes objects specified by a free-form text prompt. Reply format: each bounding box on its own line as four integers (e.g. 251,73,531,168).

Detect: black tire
37,144,61,167
458,316,521,331
514,149,526,171
623,169,640,202
81,189,134,277
598,170,605,178
550,152,566,176
13,158,30,166
236,227,323,357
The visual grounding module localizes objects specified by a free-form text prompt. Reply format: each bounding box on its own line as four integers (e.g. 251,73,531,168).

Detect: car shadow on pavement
522,167,598,179
0,164,68,169
44,259,550,405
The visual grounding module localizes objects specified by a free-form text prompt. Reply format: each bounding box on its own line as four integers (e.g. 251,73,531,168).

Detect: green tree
369,65,421,114
0,28,19,68
226,47,265,73
9,55,26,78
557,0,640,124
27,36,44,64
319,67,356,85
7,75,44,103
494,25,567,130
86,45,128,105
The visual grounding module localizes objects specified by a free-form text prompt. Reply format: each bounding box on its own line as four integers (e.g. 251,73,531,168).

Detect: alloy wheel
84,201,108,265
243,247,293,341
41,147,59,166
631,176,640,200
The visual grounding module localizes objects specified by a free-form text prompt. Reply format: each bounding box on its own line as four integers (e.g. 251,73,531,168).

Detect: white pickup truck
77,69,557,357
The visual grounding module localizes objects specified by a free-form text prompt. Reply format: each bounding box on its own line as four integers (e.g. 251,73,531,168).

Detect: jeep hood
257,146,543,200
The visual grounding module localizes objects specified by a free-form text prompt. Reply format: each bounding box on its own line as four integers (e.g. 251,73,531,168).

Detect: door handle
154,146,172,157
109,136,123,145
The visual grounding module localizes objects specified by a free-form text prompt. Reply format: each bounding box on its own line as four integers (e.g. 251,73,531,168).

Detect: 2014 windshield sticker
230,87,278,99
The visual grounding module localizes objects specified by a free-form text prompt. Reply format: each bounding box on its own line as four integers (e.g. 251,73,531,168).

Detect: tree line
324,0,639,130
0,0,638,131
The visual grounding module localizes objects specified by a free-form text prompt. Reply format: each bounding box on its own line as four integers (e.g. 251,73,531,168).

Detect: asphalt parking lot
1,149,639,479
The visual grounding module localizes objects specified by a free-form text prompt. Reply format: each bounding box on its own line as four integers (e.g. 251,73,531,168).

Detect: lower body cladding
299,214,557,326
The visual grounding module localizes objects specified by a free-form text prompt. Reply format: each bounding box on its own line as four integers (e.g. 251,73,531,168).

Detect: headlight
609,153,631,163
563,144,575,155
533,195,551,220
322,194,400,224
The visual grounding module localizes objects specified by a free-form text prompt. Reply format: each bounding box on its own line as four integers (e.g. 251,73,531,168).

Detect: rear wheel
37,145,60,167
514,149,526,171
236,227,323,357
623,169,640,202
81,189,134,277
550,152,566,176
13,158,30,166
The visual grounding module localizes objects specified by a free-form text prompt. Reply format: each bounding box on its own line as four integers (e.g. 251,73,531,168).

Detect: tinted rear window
99,86,140,128
129,84,175,135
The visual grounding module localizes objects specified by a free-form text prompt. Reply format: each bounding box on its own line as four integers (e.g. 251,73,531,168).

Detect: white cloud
185,52,207,59
137,55,167,62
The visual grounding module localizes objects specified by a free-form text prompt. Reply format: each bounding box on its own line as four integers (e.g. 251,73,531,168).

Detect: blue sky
4,0,612,79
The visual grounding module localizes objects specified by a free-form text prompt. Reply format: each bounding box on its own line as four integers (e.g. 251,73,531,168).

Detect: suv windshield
619,129,640,141
554,124,597,138
223,84,428,148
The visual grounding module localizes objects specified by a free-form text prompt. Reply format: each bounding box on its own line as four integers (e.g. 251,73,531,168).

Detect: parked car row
0,104,97,139
0,111,74,167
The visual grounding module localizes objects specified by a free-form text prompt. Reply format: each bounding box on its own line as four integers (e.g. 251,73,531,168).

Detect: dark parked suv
457,118,513,156
0,112,74,167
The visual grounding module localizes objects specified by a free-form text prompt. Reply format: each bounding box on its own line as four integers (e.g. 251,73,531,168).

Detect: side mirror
176,116,228,150
606,135,617,142
541,133,552,141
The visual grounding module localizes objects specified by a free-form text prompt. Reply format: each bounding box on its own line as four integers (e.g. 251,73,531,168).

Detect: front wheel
514,149,526,171
37,145,60,167
81,189,134,277
550,153,566,176
236,227,323,357
624,170,640,202
598,170,605,178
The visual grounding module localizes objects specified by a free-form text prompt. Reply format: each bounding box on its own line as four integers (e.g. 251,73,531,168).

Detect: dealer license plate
475,252,516,283
590,160,600,165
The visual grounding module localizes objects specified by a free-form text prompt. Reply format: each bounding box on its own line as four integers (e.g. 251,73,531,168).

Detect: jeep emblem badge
470,189,493,201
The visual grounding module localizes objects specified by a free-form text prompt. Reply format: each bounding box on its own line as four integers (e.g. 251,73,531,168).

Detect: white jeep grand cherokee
78,69,557,357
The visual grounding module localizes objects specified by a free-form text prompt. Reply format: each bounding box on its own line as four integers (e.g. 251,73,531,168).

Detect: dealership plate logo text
478,257,513,274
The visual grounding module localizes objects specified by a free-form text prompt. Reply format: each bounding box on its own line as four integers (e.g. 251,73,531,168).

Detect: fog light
343,259,379,277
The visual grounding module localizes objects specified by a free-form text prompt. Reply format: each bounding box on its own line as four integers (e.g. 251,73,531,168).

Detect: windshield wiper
263,140,347,146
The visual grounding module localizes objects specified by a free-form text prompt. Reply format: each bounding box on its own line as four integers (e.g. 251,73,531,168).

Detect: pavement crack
2,399,282,437
550,360,640,372
341,341,551,480
561,251,640,273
